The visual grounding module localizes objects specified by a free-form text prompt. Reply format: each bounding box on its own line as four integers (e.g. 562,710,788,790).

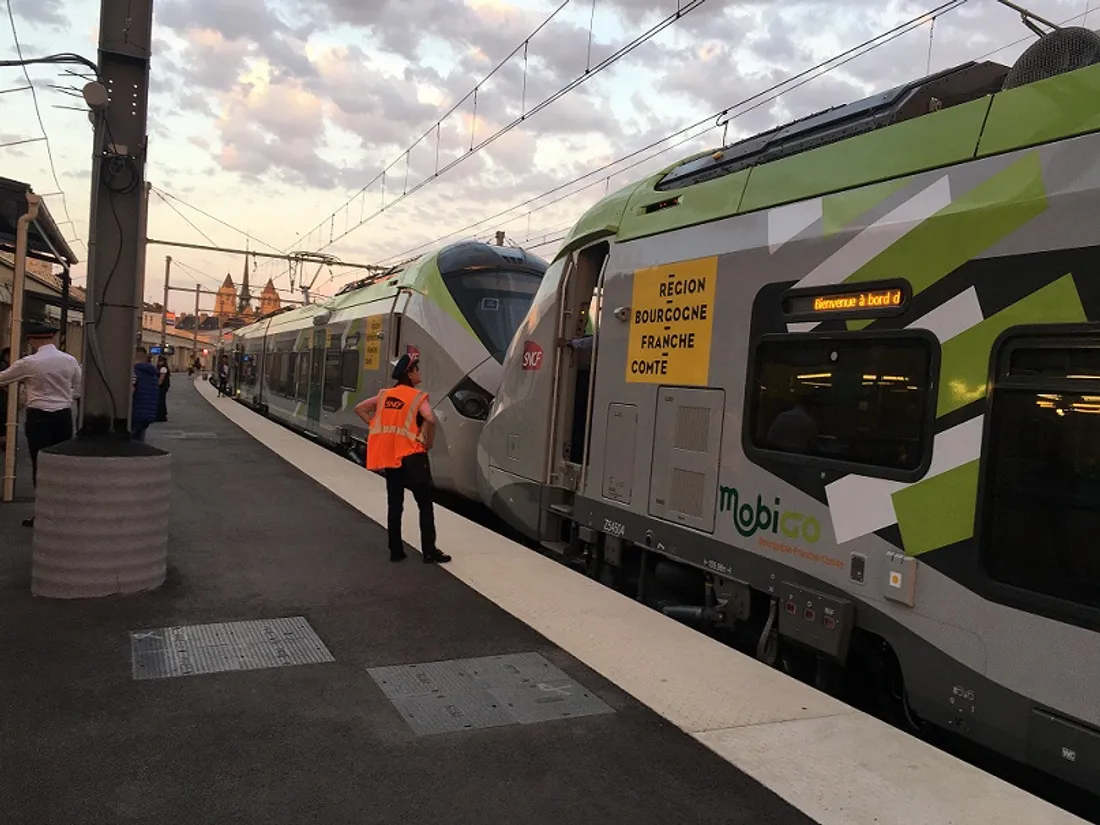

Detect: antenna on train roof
994,0,1061,36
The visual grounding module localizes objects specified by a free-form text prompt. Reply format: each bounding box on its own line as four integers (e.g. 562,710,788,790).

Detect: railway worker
0,320,82,528
354,353,452,565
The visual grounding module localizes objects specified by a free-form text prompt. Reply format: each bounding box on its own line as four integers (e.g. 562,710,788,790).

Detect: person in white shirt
0,320,82,527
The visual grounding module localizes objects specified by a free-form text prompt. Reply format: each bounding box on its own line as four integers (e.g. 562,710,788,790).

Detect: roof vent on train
654,60,1009,192
312,309,332,326
1002,26,1100,89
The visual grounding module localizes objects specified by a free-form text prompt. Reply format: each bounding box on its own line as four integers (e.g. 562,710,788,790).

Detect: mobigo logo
719,486,821,543
521,340,544,371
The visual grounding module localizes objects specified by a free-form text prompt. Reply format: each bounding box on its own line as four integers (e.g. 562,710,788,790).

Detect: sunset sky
3,0,1095,314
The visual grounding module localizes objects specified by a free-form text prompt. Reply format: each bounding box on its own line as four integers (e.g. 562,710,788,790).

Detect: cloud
9,0,66,28
5,0,1090,306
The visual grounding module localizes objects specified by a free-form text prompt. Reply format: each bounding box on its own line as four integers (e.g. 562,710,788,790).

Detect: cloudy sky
3,0,1097,313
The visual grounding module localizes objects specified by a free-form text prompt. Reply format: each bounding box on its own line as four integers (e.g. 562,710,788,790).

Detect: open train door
540,239,610,549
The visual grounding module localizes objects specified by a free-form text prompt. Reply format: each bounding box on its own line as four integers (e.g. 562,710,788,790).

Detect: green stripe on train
937,273,1085,418
844,151,1048,331
893,460,980,557
821,178,909,238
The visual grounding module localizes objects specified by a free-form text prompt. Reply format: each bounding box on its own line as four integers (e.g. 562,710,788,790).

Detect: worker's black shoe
423,550,451,564
390,548,407,562
21,516,33,528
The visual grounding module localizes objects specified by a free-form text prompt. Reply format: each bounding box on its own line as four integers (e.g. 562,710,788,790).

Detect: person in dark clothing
155,355,170,422
132,348,159,441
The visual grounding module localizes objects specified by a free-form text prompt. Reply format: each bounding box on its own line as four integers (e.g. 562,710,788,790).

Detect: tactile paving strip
130,617,335,680
368,652,613,736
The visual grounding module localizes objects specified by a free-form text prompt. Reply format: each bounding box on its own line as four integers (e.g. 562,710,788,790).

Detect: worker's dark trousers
384,452,437,556
24,407,73,487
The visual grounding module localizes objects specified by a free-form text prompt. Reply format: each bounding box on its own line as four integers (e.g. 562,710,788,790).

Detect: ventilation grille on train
669,468,706,517
1003,27,1100,90
675,405,710,452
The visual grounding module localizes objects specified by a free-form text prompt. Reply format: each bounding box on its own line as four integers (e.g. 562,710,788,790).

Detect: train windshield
443,270,542,361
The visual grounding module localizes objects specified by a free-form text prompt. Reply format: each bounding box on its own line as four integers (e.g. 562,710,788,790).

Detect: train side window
322,349,343,411
746,332,936,479
295,352,309,401
340,349,359,390
981,339,1100,609
285,352,298,397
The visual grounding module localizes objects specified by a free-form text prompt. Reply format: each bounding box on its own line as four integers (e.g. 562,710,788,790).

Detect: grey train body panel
477,126,1100,792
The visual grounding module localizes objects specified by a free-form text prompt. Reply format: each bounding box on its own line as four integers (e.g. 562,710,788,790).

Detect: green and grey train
478,30,1100,793
231,240,547,500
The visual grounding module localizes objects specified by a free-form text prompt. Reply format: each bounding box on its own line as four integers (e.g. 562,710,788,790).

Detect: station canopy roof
0,176,79,267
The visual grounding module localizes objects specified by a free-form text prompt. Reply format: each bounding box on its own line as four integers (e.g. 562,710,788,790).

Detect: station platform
0,377,1090,825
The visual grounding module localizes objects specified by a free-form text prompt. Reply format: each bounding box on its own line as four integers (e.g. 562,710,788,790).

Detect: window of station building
981,339,1100,611
746,334,935,477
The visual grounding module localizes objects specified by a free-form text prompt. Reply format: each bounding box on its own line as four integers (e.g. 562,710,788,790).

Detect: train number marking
603,519,625,537
703,558,733,576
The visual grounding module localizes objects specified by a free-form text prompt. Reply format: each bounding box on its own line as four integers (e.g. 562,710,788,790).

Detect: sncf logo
384,397,406,410
521,340,544,371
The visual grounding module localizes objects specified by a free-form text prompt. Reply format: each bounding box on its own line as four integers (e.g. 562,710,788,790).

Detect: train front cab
423,245,548,500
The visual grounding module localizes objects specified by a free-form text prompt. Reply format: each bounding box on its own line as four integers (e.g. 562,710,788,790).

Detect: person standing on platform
0,321,81,528
354,353,451,565
155,355,170,422
132,348,159,442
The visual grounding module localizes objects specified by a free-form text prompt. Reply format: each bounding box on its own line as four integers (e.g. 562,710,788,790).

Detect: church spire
237,245,252,313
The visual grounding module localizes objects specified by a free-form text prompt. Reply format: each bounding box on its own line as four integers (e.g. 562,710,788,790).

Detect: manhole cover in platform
131,617,335,680
368,652,613,736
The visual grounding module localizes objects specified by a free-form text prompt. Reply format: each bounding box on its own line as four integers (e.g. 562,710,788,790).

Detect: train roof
232,239,548,339
555,32,1100,260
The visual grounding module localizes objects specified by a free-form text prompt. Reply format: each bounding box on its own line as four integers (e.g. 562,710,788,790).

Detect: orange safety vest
365,384,429,471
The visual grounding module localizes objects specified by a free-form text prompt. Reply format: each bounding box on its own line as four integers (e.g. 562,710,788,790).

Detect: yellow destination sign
363,315,383,371
626,256,718,386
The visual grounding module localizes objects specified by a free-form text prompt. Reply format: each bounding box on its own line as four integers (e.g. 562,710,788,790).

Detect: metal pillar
2,194,40,503
80,0,154,437
192,283,200,364
160,255,171,350
29,0,170,600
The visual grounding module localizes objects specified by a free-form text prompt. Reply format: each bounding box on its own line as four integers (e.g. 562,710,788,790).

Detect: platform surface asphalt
0,378,818,825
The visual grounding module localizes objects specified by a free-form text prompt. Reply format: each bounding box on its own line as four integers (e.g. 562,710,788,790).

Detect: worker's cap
390,353,419,380
23,320,58,338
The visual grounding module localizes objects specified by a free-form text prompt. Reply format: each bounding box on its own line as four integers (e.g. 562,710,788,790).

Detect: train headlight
448,377,493,421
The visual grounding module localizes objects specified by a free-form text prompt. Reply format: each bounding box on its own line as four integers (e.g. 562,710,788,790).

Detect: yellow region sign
626,256,718,385
364,316,383,371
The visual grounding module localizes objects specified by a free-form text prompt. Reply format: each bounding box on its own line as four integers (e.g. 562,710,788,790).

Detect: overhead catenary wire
303,0,709,256
288,0,575,252
151,186,283,254
4,1,85,252
360,0,972,274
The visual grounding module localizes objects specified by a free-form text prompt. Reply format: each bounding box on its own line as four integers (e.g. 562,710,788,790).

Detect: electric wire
302,0,708,256
288,0,576,252
151,186,283,254
4,1,85,252
360,0,971,273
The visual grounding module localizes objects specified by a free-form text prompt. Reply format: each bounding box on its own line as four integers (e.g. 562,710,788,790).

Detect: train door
307,327,325,430
548,240,610,492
